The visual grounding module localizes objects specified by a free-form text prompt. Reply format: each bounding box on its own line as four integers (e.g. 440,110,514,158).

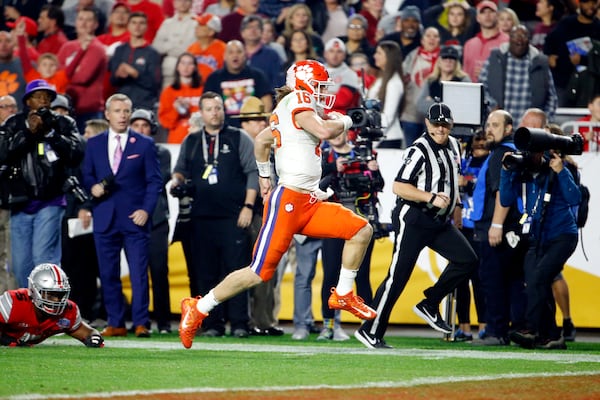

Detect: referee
355,103,479,349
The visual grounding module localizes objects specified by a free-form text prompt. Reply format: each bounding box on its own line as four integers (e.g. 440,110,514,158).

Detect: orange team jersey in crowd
249,90,367,281
25,69,69,94
186,39,226,83
17,34,68,94
158,83,203,144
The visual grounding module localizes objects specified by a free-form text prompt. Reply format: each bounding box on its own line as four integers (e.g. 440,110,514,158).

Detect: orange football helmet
285,60,336,109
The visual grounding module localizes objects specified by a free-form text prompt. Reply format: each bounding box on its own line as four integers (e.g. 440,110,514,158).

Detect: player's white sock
196,290,220,314
335,267,357,295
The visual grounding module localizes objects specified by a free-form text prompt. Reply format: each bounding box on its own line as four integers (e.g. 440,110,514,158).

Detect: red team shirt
0,289,82,346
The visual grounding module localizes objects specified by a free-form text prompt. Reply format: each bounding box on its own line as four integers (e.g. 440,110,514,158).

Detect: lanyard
201,131,219,166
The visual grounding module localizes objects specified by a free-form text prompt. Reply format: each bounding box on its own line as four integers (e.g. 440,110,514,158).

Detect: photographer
318,130,384,341
499,128,582,350
0,79,83,288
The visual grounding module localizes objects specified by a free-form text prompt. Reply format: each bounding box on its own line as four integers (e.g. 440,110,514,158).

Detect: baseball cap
440,46,460,60
195,13,222,33
401,5,422,23
476,1,498,13
22,79,57,105
325,38,346,52
130,108,154,124
427,103,453,125
111,1,130,12
231,97,270,120
50,94,70,111
6,16,38,37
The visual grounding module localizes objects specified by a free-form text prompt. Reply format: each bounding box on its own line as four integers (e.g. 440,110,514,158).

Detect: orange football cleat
328,287,377,320
179,296,207,349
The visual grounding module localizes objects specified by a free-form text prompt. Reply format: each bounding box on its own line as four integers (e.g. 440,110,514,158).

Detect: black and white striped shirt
395,133,462,221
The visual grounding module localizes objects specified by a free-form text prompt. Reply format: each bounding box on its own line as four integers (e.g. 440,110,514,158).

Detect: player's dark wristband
244,203,254,210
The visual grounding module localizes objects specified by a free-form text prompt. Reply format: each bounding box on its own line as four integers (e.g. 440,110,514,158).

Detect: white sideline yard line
7,371,600,400
43,337,600,363
10,339,600,400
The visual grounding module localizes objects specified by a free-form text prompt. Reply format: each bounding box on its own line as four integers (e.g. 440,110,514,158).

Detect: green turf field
1,333,599,399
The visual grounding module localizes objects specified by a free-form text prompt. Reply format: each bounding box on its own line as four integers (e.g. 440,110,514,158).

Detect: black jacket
0,111,84,210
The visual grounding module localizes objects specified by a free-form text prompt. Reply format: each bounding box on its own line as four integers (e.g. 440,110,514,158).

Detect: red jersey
577,115,600,152
0,289,81,346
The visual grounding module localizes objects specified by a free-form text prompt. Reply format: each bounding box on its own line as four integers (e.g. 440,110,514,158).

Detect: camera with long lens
62,176,90,203
36,107,59,130
502,127,584,171
170,179,195,199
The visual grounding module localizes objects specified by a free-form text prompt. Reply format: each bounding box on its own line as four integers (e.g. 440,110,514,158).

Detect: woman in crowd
282,29,320,72
158,52,203,144
416,45,471,119
498,7,520,35
423,1,478,48
401,26,441,146
368,40,405,149
276,3,324,57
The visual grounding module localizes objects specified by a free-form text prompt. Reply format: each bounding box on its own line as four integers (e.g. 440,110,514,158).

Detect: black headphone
130,108,158,135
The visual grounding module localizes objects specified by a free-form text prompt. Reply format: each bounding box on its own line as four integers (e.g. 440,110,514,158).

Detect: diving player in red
0,263,104,347
178,59,377,349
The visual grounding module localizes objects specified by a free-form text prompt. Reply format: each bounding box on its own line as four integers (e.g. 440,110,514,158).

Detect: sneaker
232,328,249,338
478,327,487,340
354,328,393,349
179,297,207,349
453,329,473,342
509,329,537,349
333,327,350,341
328,288,377,320
291,327,309,340
472,335,509,346
535,336,567,350
201,328,224,337
317,327,333,341
562,319,576,342
412,300,452,334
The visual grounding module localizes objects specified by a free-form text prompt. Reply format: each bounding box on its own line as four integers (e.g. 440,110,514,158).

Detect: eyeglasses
348,24,364,30
351,62,368,68
0,104,17,109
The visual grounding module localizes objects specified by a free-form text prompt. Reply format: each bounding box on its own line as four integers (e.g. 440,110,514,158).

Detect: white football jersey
271,90,322,192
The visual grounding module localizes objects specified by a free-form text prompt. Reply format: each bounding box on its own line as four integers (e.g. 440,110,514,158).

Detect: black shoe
354,329,393,349
472,335,509,346
232,328,250,338
201,328,224,337
509,330,536,349
413,300,452,334
264,326,284,336
251,327,284,336
535,337,567,350
562,319,576,342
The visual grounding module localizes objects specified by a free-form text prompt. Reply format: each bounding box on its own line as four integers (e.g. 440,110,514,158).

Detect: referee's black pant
362,204,478,339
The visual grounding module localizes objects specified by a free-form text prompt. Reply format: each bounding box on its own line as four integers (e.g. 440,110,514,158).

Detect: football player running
0,264,104,347
179,60,377,349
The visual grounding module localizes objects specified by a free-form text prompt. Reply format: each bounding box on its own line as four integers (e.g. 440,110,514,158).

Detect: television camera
502,127,584,171
327,96,390,238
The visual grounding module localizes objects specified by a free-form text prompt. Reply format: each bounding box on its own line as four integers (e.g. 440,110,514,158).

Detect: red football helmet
286,60,335,109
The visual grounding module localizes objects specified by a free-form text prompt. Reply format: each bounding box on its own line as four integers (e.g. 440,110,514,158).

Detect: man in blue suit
82,93,162,338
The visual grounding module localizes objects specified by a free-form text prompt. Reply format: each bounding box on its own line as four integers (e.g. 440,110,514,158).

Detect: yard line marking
42,338,600,363
8,371,600,400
